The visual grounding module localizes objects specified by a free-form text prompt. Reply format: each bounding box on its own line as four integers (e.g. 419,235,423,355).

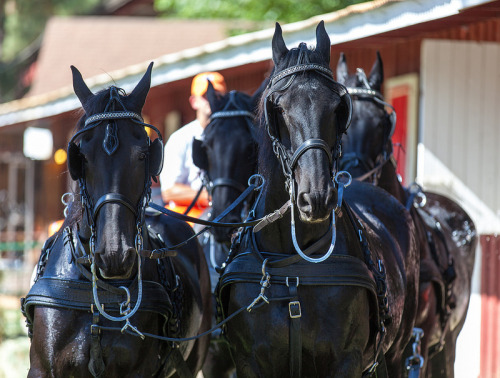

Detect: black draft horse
193,84,262,246
337,52,477,377
191,85,262,378
216,22,419,377
22,63,211,377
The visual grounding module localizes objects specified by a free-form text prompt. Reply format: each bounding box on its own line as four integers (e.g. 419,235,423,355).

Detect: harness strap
88,309,106,378
211,177,247,194
253,200,291,233
287,277,302,378
147,182,287,231
248,220,333,269
183,183,205,215
168,347,194,378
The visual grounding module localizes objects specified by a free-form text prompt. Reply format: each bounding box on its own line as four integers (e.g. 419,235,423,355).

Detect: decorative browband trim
346,87,383,99
85,111,144,127
210,110,254,119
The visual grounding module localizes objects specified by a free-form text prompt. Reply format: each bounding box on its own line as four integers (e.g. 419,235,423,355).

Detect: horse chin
298,211,331,224
98,259,135,280
99,268,132,280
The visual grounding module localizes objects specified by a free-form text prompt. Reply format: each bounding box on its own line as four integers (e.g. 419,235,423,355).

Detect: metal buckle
90,324,101,335
286,276,299,287
289,301,302,318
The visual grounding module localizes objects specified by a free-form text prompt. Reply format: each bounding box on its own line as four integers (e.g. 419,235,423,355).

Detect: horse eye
138,152,147,160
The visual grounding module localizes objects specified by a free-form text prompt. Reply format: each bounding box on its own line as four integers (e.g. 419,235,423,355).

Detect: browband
85,111,144,127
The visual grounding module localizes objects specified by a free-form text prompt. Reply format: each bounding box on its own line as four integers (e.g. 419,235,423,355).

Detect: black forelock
74,86,139,133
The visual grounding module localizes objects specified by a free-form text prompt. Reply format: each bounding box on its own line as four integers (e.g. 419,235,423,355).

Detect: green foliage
2,0,101,61
0,0,101,101
155,0,368,23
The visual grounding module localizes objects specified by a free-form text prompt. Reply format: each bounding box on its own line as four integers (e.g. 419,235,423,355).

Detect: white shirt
160,120,204,192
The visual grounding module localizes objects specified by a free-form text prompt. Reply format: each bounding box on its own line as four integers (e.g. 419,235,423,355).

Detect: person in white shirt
160,72,227,205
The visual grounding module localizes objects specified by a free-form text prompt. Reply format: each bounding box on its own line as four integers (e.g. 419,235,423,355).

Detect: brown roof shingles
28,16,232,97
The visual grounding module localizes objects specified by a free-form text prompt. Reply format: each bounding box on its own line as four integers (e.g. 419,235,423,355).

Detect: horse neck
377,159,407,205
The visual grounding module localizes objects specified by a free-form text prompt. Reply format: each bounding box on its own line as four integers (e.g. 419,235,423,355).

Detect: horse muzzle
94,247,137,279
296,187,336,223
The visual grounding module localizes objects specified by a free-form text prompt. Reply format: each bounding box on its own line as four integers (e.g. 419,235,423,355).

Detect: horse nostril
297,192,312,214
94,251,106,269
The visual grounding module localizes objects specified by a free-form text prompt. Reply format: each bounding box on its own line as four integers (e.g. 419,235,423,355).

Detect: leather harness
216,202,391,377
21,224,189,377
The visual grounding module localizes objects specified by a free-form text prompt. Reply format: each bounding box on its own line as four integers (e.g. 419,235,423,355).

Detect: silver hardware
286,277,299,287
288,301,302,318
405,327,425,371
61,192,74,218
247,259,271,311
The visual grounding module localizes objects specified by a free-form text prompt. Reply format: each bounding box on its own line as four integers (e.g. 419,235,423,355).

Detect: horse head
68,63,162,279
192,83,260,243
337,52,396,180
262,21,351,222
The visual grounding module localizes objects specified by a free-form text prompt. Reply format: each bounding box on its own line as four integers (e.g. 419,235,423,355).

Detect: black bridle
343,68,397,183
264,60,351,183
261,46,353,263
69,87,164,242
68,86,164,324
205,91,256,197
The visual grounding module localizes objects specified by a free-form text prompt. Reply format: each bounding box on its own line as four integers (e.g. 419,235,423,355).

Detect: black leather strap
288,279,302,378
289,138,333,171
93,193,137,217
168,347,194,378
148,183,275,229
211,177,247,194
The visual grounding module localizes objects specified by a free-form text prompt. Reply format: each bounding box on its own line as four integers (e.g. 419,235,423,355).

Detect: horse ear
206,81,218,111
129,62,154,111
192,138,209,171
149,138,164,178
336,53,349,85
315,21,331,64
368,51,383,91
71,66,94,110
272,23,289,65
67,142,84,181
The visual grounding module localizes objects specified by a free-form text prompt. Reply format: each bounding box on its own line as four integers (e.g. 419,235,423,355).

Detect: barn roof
28,17,234,97
0,0,496,127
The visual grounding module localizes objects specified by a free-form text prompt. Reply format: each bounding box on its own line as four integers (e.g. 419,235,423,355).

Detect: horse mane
256,44,329,185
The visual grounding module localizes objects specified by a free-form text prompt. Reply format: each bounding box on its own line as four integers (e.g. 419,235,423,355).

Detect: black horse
22,63,211,377
193,84,262,245
337,52,477,377
216,22,419,377
190,85,262,378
